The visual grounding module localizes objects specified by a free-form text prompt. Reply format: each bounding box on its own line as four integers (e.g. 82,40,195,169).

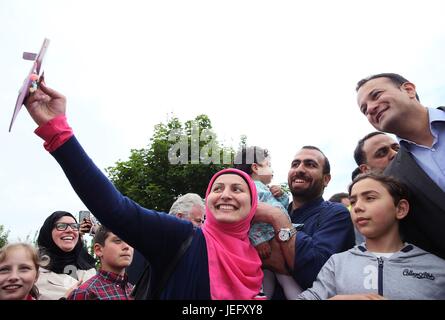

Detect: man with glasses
356,72,445,259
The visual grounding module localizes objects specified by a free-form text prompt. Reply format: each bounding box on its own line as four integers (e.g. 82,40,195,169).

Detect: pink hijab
201,168,264,300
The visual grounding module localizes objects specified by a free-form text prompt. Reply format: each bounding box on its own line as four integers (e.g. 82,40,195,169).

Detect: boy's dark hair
93,225,111,246
329,192,349,203
233,146,269,175
356,73,420,101
351,167,361,181
348,172,411,206
301,145,331,174
354,131,385,165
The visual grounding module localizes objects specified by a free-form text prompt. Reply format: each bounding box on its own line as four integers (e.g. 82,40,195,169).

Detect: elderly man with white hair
169,193,205,227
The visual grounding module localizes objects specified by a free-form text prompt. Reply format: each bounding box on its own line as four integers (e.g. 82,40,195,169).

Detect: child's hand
255,242,272,259
269,185,283,198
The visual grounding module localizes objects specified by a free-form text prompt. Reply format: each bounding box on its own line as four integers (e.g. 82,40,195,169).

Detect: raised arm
23,82,193,265
25,78,66,126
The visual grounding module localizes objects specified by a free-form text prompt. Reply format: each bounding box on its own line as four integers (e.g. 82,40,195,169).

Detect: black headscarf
37,211,96,277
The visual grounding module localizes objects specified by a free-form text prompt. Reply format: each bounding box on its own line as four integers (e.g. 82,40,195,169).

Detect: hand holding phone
79,210,90,222
79,211,92,235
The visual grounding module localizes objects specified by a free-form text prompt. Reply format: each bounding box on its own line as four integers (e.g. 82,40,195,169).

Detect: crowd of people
1,73,444,300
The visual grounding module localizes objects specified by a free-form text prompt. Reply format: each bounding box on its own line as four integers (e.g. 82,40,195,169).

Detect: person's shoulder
77,267,97,280
78,274,101,289
407,244,445,264
322,200,349,214
68,285,98,300
321,247,363,271
68,275,102,299
330,246,354,258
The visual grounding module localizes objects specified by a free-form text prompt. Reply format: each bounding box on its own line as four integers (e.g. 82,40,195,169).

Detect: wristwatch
277,227,297,242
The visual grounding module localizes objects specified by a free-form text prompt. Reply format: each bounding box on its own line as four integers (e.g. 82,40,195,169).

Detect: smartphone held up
78,210,98,236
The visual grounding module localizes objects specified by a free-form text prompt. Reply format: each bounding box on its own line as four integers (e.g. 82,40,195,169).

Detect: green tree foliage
0,225,10,248
106,114,236,212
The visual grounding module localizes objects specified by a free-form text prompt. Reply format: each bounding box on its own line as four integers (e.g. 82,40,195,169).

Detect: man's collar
288,196,324,214
398,107,445,146
98,269,128,284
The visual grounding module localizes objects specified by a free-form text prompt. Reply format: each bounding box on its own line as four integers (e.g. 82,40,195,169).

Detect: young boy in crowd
68,225,134,300
297,173,445,300
234,146,302,299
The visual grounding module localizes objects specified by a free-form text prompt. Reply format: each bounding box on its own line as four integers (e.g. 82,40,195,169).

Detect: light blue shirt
399,107,445,192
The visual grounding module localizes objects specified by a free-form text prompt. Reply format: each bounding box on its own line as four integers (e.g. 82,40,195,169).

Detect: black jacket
384,107,445,259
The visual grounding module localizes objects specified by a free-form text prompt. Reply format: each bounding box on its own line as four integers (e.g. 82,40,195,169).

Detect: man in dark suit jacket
384,145,445,259
355,72,445,259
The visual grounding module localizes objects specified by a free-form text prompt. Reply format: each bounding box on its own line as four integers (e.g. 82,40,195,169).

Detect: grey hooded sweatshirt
298,243,445,300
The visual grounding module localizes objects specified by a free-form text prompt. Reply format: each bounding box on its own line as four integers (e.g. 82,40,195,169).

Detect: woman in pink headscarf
23,80,274,299
202,168,264,299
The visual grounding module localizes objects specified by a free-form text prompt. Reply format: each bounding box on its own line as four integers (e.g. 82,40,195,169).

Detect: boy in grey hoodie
298,173,445,300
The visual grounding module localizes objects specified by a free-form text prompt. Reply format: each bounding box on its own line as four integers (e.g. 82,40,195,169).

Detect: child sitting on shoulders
235,146,302,299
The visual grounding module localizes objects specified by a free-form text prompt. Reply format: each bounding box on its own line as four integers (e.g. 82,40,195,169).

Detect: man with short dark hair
356,72,445,259
353,132,399,174
256,146,355,294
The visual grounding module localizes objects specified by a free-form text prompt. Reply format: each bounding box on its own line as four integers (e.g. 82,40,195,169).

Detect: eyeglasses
54,222,80,231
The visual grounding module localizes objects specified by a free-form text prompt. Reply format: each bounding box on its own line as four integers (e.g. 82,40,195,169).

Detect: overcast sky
1,0,445,241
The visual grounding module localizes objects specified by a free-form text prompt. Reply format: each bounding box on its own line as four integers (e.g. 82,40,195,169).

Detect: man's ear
94,243,103,258
396,199,409,220
323,173,331,188
251,163,259,175
401,82,417,100
359,164,370,173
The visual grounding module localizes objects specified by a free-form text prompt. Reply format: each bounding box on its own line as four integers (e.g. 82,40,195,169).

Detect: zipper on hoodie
377,257,383,296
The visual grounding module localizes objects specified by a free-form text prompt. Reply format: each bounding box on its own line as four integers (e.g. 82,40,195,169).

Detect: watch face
278,229,289,241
